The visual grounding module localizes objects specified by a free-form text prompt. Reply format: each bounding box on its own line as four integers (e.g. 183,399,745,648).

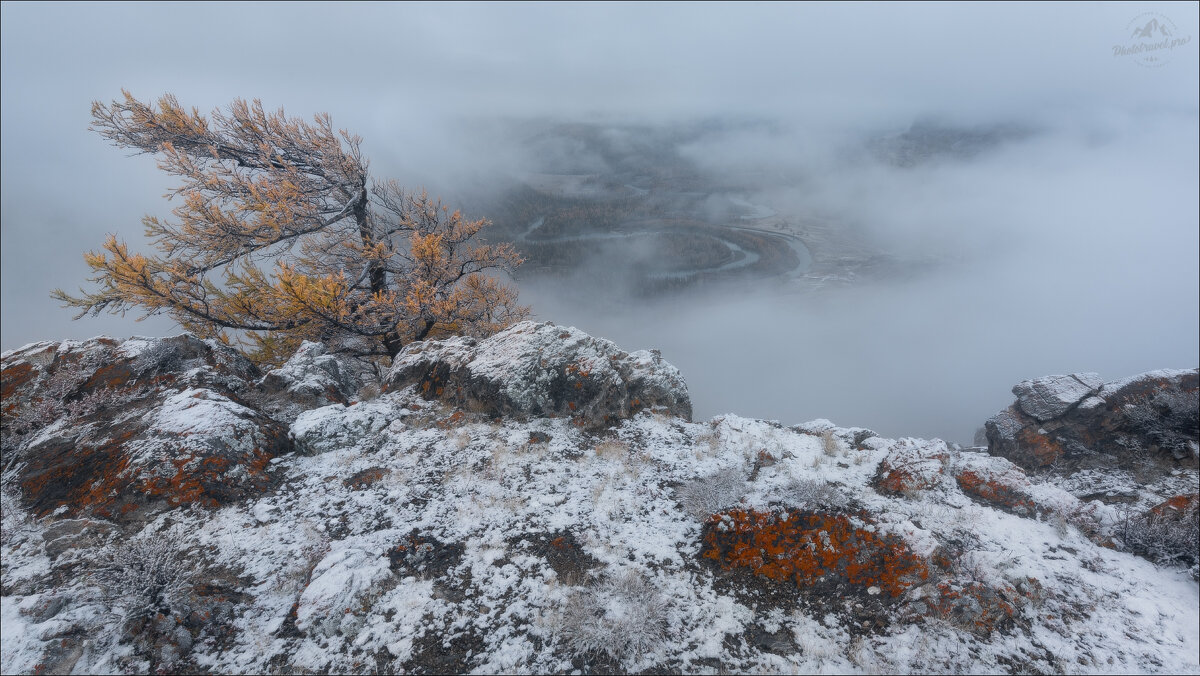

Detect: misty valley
459,116,1182,443
481,119,958,301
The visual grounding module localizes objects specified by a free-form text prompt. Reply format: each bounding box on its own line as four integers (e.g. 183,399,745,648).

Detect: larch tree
54,91,528,365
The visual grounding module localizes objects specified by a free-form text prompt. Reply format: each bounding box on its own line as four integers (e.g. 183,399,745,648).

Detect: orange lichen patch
873,447,947,495
141,446,273,509
246,448,273,477
931,549,956,571
82,361,137,392
1148,493,1200,520
1,361,37,412
1016,427,1063,467
436,410,467,429
876,466,932,495
756,449,777,465
19,428,139,517
143,454,226,508
564,362,592,379
413,368,450,399
954,470,1036,514
701,508,929,598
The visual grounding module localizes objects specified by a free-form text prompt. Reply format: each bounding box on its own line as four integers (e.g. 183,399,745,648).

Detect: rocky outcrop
3,336,1199,674
873,439,1083,520
985,369,1199,474
384,321,691,426
1012,373,1104,422
1,334,257,422
2,335,291,521
256,341,364,423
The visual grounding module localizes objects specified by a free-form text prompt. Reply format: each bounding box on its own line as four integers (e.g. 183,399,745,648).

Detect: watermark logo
1114,12,1192,67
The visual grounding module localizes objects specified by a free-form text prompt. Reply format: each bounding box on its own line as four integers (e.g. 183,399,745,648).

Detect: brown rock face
984,369,1199,475
2,335,291,522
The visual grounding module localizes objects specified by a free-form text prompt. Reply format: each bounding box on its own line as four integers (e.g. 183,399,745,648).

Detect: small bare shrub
2,363,153,462
677,467,747,519
1117,501,1200,567
822,430,843,456
42,357,95,400
1050,511,1072,538
693,424,721,458
93,534,194,622
558,570,670,665
1124,388,1199,456
1,360,91,456
64,384,155,419
786,479,849,510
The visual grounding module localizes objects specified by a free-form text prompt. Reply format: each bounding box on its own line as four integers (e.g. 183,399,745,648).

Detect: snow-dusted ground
2,388,1197,674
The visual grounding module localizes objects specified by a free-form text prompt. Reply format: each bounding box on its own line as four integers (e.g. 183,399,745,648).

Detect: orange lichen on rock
1148,493,1200,520
1,361,36,413
564,361,592,379
143,453,223,508
142,447,273,509
954,470,1036,514
19,429,138,516
701,508,929,597
872,440,949,496
1015,427,1063,466
876,466,936,495
436,410,467,429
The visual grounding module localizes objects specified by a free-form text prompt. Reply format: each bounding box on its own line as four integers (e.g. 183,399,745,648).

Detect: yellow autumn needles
55,91,528,365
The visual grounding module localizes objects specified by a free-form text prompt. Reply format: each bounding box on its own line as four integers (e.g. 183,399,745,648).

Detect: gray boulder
384,321,691,426
257,341,364,423
985,368,1199,478
1012,373,1103,422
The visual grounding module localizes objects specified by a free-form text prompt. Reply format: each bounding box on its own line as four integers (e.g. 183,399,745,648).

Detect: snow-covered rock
1012,372,1103,422
986,368,1198,477
295,547,392,636
2,334,1197,675
14,385,290,520
1,334,257,428
258,341,364,423
385,321,691,426
2,334,291,521
290,398,395,455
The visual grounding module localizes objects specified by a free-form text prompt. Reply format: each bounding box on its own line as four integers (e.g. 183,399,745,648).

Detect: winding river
517,210,812,282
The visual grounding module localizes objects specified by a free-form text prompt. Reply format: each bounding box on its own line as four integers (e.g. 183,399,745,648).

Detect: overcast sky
2,2,1197,440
